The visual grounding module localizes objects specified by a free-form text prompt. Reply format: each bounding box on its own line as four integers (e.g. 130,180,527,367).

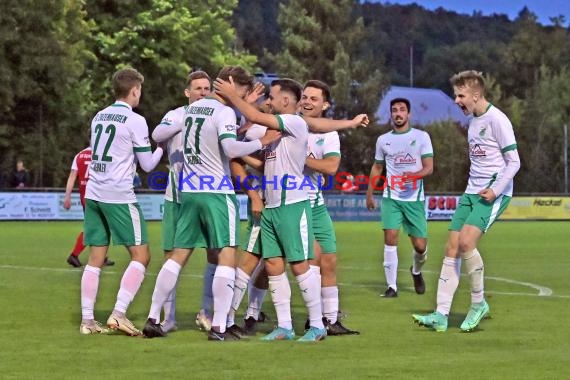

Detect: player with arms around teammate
216,77,330,342
301,80,359,335
366,98,434,298
79,68,164,335
413,70,520,332
143,66,280,340
154,70,214,333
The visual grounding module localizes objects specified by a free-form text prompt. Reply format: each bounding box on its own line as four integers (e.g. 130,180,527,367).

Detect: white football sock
162,287,177,322
227,268,250,327
464,249,485,304
81,265,101,321
322,286,339,324
412,247,428,274
383,244,398,290
114,261,146,314
296,269,324,329
211,265,235,333
148,259,181,321
268,272,292,330
201,263,217,316
246,286,267,320
436,257,461,316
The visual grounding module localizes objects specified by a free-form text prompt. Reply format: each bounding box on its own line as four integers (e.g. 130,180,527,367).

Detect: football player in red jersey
63,147,114,267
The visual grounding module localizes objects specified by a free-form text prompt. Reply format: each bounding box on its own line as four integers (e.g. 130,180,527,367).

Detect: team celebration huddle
75,65,519,342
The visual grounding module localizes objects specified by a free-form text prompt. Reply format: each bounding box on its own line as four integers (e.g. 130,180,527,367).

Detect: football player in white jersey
301,80,359,335
152,70,218,334
366,98,434,298
80,68,164,336
413,70,520,332
143,66,281,340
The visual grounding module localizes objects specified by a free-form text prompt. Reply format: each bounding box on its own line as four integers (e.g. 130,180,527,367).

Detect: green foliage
88,0,257,125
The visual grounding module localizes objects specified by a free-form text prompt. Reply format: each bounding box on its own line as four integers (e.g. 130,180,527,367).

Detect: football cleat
261,327,295,341
160,319,178,333
412,311,448,332
143,318,166,338
410,266,426,294
382,287,398,298
243,317,258,336
325,319,360,335
104,257,115,266
107,314,142,336
298,326,327,342
207,330,226,341
227,324,248,340
79,320,109,335
67,254,82,268
460,300,490,332
195,310,212,331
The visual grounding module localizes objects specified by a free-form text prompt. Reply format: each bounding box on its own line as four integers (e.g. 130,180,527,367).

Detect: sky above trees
369,0,569,25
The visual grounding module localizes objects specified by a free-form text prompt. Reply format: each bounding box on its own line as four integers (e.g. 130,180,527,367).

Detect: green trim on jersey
501,143,518,153
133,146,151,152
486,173,498,188
110,103,130,109
375,160,385,164
391,127,412,135
276,115,285,132
323,152,341,158
218,133,236,141
421,153,434,158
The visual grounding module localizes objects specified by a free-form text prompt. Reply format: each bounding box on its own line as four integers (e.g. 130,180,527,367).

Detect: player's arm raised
214,77,282,131
304,113,369,133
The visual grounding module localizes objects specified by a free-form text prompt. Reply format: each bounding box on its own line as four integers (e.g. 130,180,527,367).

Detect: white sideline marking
0,264,564,298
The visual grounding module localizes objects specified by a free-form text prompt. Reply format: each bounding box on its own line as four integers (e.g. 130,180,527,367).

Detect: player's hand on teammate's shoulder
260,129,282,147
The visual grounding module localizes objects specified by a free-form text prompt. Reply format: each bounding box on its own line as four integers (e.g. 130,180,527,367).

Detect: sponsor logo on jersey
469,144,486,157
394,153,417,165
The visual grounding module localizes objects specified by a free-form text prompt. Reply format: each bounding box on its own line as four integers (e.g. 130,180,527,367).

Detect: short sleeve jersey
178,98,238,194
85,101,151,203
263,114,309,208
465,104,518,196
157,107,185,202
304,131,341,207
374,128,433,201
71,147,92,203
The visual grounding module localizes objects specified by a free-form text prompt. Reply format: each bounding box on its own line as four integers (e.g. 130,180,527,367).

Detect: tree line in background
0,0,568,193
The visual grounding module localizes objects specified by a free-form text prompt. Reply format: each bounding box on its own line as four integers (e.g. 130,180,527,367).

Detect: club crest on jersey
469,144,486,157
410,140,416,146
479,127,487,137
394,153,416,166
224,124,237,132
316,137,325,146
265,150,277,161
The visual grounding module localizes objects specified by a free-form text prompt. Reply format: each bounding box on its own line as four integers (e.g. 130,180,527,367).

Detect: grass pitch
0,221,568,379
